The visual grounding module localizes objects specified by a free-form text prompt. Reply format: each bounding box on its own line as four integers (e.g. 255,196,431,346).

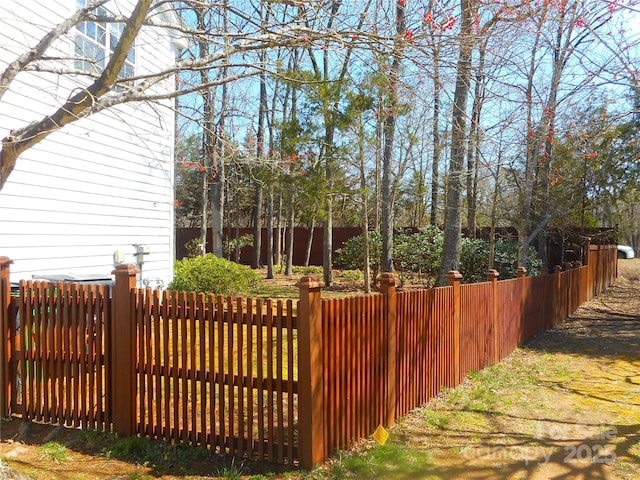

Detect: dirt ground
0,259,638,479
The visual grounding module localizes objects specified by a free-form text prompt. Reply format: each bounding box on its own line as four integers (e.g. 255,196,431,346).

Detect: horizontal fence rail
0,245,618,468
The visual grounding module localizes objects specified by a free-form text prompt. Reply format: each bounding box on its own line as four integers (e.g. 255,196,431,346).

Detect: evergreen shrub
169,254,261,295
336,228,543,285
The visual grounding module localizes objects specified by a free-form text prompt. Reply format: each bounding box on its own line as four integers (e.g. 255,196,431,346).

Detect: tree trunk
430,52,441,226
488,162,501,270
235,209,241,262
286,192,295,276
276,194,283,268
266,187,275,279
323,192,333,284
381,1,406,273
210,4,229,258
196,5,213,257
438,0,475,285
200,171,208,256
210,166,224,257
304,219,315,267
313,0,372,286
252,183,263,268
466,43,486,237
252,16,268,269
210,74,226,258
322,108,335,285
358,116,371,293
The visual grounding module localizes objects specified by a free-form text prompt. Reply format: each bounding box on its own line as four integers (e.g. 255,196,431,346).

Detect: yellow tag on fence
372,424,389,446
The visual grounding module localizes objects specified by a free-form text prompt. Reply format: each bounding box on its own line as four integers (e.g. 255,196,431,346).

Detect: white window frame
74,0,136,81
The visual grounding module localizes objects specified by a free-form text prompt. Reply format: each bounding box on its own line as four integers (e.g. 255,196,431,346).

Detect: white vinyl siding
0,0,178,285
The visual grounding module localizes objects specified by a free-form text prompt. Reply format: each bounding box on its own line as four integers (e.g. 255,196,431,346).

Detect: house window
74,0,136,80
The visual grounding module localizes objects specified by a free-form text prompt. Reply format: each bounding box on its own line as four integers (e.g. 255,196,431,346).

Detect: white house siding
0,0,178,286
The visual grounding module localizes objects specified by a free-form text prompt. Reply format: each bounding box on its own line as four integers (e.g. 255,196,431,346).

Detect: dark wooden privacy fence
0,244,617,468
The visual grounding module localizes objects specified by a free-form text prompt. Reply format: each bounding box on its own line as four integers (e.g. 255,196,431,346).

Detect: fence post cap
0,257,14,267
111,263,138,276
486,269,499,280
445,270,462,286
295,275,325,290
517,266,527,277
445,270,462,280
378,272,398,285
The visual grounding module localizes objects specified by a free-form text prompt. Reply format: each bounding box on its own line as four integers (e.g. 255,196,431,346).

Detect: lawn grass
39,441,69,464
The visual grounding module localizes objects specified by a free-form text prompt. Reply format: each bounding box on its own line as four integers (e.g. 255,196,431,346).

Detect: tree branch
0,0,153,190
0,0,110,103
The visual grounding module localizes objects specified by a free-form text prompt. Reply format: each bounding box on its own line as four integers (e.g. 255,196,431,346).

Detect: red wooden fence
303,245,617,460
0,245,617,468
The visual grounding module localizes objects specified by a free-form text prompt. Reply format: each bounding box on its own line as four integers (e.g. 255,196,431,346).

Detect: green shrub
335,231,382,270
336,229,542,285
336,228,444,286
169,254,261,295
184,237,203,258
459,238,490,283
459,238,542,283
394,226,443,285
335,231,383,283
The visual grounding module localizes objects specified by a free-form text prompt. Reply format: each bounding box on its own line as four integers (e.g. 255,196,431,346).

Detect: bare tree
0,0,371,191
438,0,476,284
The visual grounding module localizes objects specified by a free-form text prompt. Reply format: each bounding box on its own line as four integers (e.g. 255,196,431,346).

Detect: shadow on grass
524,314,640,362
353,413,640,479
0,418,303,479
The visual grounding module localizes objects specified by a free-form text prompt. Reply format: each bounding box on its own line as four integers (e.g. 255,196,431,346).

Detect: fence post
446,270,462,386
486,269,500,365
582,237,591,267
296,274,325,469
517,267,527,342
584,240,594,300
0,257,13,418
378,272,397,427
111,263,138,437
554,265,563,326
540,267,550,330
